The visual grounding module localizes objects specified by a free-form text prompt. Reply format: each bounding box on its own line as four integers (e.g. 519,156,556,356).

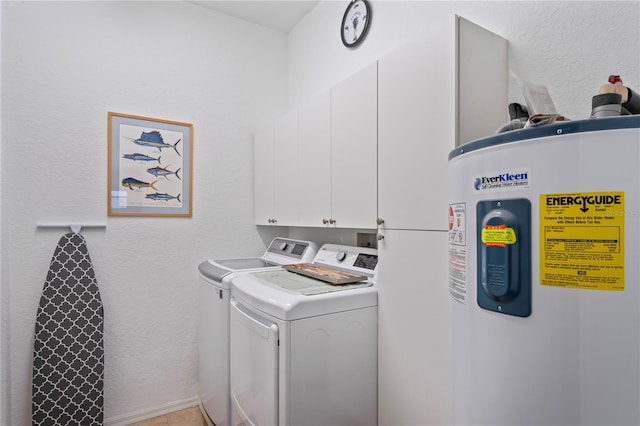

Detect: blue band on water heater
449,116,640,161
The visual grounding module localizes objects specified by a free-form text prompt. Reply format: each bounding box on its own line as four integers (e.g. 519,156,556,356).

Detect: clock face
341,0,370,48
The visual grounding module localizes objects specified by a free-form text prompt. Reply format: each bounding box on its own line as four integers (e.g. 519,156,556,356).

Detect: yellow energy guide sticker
540,192,624,291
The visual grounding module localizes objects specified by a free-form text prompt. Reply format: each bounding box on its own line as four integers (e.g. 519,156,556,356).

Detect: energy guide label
540,191,624,291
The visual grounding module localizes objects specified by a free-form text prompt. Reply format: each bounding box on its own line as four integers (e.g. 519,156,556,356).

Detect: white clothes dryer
197,238,317,426
229,244,379,426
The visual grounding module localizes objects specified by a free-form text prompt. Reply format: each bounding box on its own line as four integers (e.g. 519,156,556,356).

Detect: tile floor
129,406,208,426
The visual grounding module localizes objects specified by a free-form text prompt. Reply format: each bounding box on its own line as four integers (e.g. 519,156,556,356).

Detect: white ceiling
189,1,321,33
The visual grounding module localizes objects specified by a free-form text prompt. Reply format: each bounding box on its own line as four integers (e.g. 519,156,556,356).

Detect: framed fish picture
108,112,193,216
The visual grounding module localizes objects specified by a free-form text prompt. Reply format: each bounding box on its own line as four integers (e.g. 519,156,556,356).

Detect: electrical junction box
476,198,531,317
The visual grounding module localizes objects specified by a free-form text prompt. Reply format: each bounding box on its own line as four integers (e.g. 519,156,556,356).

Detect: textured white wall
288,1,640,123
1,1,286,424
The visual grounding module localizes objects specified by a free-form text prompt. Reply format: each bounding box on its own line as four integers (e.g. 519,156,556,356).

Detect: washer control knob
336,251,347,262
279,242,289,251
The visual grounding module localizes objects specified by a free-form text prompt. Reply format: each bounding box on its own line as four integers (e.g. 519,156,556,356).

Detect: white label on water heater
449,203,467,304
473,168,530,192
449,246,467,304
449,203,466,245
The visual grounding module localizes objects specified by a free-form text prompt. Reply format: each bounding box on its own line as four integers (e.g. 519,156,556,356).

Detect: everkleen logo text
474,169,530,191
482,172,528,184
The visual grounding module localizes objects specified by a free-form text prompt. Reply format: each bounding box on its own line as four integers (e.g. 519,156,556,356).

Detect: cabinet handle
322,218,329,225
377,233,385,241
329,219,336,224
377,218,385,225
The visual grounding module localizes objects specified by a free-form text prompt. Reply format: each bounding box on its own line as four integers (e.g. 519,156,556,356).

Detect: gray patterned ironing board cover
32,233,104,425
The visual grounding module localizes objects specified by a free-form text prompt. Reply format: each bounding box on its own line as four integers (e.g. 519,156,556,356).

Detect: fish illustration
122,153,162,164
131,131,181,157
121,177,158,191
145,192,182,202
146,166,181,180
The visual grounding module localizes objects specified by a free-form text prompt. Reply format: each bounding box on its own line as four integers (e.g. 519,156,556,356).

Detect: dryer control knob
336,251,347,262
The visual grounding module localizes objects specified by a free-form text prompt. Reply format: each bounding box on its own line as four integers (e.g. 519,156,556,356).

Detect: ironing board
32,232,104,425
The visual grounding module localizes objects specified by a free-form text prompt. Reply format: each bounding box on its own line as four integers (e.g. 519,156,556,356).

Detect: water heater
448,116,640,425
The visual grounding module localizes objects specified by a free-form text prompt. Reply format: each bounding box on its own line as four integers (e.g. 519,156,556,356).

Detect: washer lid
214,258,278,270
198,258,278,283
231,270,378,321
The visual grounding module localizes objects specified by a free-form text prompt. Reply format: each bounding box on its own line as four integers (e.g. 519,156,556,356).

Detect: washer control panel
266,238,315,260
313,244,378,278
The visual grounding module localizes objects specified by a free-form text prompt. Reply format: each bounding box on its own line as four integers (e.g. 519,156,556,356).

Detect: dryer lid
215,258,278,270
231,269,377,321
256,269,372,296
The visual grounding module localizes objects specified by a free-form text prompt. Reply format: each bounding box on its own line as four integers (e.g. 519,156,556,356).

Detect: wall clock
341,0,371,48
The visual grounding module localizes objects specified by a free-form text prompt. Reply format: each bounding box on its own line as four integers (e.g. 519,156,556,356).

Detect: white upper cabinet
297,90,332,227
254,121,275,225
378,36,456,231
330,62,378,229
255,17,505,230
378,18,507,231
273,109,300,225
254,111,300,226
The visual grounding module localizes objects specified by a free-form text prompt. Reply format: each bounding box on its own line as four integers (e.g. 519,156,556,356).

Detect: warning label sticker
448,203,467,304
449,246,467,304
481,224,517,247
449,203,466,246
540,191,624,291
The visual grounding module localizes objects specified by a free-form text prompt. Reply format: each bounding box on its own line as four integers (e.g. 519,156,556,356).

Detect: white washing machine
198,238,317,426
229,244,379,426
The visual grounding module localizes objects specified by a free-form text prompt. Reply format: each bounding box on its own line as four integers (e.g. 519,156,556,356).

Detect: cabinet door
254,121,274,225
330,62,377,229
377,230,451,426
273,109,299,226
456,16,508,146
298,90,332,227
378,36,455,231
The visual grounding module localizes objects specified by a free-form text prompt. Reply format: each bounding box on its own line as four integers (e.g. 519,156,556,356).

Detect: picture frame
108,112,193,217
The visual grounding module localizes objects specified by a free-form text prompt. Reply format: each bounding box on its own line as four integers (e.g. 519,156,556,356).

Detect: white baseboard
104,396,201,426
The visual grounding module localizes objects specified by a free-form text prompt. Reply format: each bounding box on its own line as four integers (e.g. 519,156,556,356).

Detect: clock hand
352,16,359,42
